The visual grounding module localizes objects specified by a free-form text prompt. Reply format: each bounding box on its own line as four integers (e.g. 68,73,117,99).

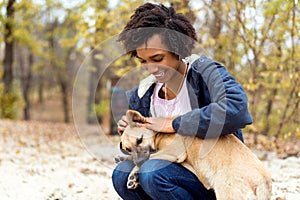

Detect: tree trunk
208,0,225,64
262,87,278,135
38,75,44,104
60,81,69,123
171,0,196,24
23,53,33,120
18,46,33,120
3,0,15,93
59,48,75,124
87,48,102,124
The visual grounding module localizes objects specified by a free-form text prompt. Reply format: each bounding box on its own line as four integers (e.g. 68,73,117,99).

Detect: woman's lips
154,70,165,79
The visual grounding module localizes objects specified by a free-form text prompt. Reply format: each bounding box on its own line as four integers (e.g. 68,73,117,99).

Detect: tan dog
116,110,272,200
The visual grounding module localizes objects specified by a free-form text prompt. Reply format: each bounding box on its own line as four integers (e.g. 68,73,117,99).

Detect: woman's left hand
136,117,176,133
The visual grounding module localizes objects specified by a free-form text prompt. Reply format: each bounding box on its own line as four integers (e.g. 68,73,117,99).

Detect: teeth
155,71,165,77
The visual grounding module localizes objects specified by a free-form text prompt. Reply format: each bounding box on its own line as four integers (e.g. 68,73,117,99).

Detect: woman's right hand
117,115,128,135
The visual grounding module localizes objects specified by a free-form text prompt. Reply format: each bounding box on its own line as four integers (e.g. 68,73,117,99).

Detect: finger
117,127,124,135
118,120,127,127
136,122,145,127
136,122,158,132
121,115,128,123
117,122,126,130
118,117,128,127
136,122,151,129
143,117,152,124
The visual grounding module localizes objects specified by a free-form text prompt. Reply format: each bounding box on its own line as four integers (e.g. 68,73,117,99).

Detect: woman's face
136,34,182,83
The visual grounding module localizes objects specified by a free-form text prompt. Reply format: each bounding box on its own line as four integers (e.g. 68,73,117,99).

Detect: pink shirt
150,77,192,118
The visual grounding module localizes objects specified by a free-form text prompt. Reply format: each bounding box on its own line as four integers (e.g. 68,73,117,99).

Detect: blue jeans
112,159,216,200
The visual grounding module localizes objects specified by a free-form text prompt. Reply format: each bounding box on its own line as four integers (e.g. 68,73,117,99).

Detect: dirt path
0,120,299,199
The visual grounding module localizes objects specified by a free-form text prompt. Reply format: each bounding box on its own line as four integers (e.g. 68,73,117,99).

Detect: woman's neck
161,61,188,100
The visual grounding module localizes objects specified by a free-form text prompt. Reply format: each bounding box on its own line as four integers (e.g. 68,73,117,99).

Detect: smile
154,70,165,79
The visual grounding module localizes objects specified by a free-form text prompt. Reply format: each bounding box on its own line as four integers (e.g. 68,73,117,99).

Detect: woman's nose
143,64,158,74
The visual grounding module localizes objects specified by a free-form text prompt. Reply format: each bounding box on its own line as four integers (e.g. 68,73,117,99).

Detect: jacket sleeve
172,56,252,139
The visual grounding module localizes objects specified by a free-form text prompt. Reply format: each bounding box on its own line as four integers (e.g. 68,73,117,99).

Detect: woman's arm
172,56,252,139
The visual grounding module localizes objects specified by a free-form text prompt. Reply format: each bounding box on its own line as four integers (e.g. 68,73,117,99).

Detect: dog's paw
127,180,139,189
127,171,139,189
114,156,125,163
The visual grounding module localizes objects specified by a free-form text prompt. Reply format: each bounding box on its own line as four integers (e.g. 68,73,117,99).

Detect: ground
0,120,299,200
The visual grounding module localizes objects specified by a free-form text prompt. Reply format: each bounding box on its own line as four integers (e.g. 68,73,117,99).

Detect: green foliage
94,100,110,118
0,83,24,119
198,0,300,138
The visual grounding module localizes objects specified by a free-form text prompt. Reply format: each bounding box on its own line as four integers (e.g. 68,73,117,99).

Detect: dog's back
183,134,272,200
152,133,272,199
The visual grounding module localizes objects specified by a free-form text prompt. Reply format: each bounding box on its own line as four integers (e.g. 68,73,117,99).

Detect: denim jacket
126,55,252,142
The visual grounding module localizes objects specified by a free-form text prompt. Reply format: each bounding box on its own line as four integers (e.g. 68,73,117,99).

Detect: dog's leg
150,134,187,163
127,147,151,189
115,154,141,189
114,154,142,189
127,165,140,189
114,155,133,163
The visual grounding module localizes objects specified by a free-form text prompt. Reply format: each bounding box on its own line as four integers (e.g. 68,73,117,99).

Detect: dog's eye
136,135,143,146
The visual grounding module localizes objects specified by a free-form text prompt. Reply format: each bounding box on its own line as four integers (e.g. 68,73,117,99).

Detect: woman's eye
137,56,163,64
137,59,146,64
153,58,163,62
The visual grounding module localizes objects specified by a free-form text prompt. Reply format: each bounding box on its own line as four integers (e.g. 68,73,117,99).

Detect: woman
112,3,252,200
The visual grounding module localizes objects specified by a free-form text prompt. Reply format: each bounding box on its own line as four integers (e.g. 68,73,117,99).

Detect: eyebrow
136,54,164,60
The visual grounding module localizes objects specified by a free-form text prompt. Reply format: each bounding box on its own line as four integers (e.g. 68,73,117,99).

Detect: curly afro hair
118,3,197,58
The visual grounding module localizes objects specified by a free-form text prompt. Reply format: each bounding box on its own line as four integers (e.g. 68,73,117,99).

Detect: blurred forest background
0,0,299,142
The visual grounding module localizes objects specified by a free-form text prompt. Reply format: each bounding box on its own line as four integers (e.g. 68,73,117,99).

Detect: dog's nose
149,145,157,154
119,142,131,155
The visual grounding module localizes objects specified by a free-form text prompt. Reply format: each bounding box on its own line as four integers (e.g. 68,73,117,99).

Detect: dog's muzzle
149,146,157,154
119,142,131,155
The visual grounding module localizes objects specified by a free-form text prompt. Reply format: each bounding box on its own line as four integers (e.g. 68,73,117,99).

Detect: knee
139,159,172,188
112,161,135,189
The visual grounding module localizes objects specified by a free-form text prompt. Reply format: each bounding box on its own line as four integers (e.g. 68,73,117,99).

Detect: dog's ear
126,110,146,126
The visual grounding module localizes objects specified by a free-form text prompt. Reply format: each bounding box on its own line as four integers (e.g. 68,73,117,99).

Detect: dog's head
120,110,156,155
